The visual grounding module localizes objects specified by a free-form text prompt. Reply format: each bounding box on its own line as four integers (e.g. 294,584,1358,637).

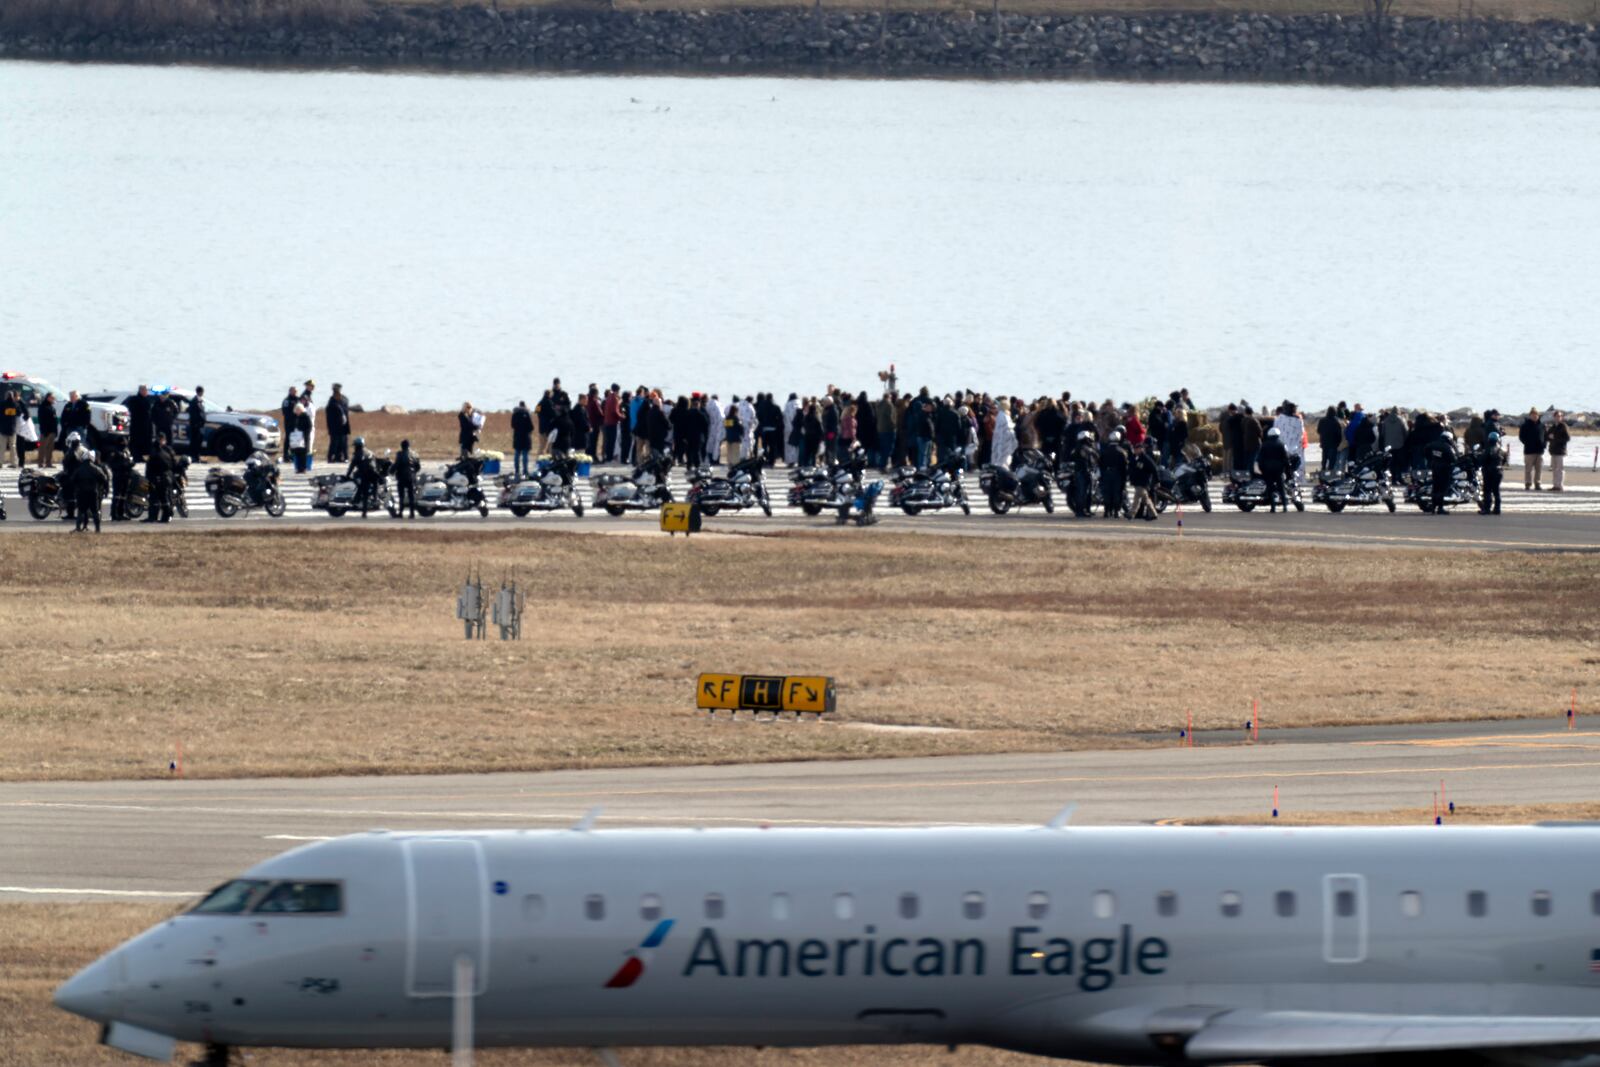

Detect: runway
1,467,1597,550
6,721,1600,901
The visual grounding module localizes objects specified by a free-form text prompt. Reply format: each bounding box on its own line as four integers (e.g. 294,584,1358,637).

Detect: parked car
1,371,129,446
83,388,279,462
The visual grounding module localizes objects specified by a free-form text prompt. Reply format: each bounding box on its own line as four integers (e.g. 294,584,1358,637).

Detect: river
4,60,1597,411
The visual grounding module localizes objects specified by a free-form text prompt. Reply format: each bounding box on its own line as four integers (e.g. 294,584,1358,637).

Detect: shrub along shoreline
3,0,1600,85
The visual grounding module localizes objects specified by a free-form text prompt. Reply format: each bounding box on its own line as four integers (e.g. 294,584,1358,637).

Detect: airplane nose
54,951,122,1023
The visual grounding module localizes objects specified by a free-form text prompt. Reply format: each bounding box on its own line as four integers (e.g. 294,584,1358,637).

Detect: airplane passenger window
834,893,856,920
253,882,342,914
1467,891,1488,918
523,894,545,922
899,893,920,920
705,893,726,920
771,893,791,920
1092,891,1115,919
962,892,985,920
251,883,342,915
585,894,606,921
1275,891,1296,918
1156,891,1178,917
1334,890,1355,919
640,894,662,921
1400,891,1423,918
1219,891,1242,918
191,879,271,915
1532,891,1552,917
1027,891,1049,920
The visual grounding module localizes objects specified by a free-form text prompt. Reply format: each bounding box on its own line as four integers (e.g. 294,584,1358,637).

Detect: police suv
83,389,279,462
1,371,129,444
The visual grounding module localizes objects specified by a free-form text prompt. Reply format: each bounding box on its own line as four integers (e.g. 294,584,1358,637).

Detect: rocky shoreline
4,5,1600,85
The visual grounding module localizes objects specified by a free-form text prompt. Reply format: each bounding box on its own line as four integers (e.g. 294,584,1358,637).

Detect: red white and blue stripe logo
604,919,675,988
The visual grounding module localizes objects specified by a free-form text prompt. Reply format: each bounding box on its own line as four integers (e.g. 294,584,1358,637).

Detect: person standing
105,435,134,521
1518,408,1546,490
721,400,744,466
511,401,535,479
1130,441,1161,521
1272,402,1306,483
61,391,91,442
187,386,207,463
1220,403,1240,473
36,392,58,468
393,439,420,519
1477,431,1505,516
0,387,20,468
1317,406,1344,474
1548,410,1570,492
143,433,176,523
278,386,299,462
298,381,317,470
152,391,177,449
584,386,603,459
325,384,351,464
69,447,109,533
1099,430,1130,518
458,402,480,458
125,384,155,463
782,393,800,466
291,404,312,473
601,386,622,464
1237,407,1263,476
990,397,1017,470
872,391,896,471
1257,427,1291,513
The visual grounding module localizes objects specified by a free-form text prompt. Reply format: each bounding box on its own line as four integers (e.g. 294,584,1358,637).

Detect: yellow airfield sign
696,674,836,715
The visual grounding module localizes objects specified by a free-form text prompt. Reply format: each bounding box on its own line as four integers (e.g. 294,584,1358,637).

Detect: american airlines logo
603,919,675,988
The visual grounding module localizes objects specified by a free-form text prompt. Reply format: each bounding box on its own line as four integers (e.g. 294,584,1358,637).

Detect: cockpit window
252,881,343,914
191,879,271,914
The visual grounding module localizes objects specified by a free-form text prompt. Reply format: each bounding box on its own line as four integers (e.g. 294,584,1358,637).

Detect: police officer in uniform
1257,427,1291,513
144,433,177,523
345,436,383,517
69,447,109,533
1476,431,1505,516
103,433,135,520
186,387,207,463
1423,423,1457,515
1099,429,1130,519
393,439,420,519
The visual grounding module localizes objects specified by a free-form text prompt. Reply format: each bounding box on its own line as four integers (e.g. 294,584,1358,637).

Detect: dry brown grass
1,530,1596,782
4,908,1058,1067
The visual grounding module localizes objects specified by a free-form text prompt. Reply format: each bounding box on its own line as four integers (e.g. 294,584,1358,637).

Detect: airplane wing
1172,1010,1600,1061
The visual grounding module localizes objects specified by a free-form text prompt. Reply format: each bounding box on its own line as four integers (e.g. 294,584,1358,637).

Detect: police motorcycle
205,452,286,518
18,466,65,520
592,452,674,517
980,447,1055,515
1312,448,1397,514
1151,451,1214,514
888,451,971,516
164,456,192,519
789,444,867,517
417,454,490,518
313,455,399,517
1222,454,1305,513
685,455,772,517
1404,451,1480,514
836,479,884,526
497,453,585,518
1056,434,1103,518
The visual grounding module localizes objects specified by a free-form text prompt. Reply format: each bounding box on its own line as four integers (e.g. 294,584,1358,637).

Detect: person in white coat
782,394,799,466
703,396,723,467
1271,402,1306,483
990,398,1017,469
739,396,756,462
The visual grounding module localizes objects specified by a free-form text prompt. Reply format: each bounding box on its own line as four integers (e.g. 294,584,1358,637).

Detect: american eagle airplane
54,822,1600,1066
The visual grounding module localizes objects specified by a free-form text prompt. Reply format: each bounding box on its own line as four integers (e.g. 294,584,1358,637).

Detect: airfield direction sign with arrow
696,673,836,715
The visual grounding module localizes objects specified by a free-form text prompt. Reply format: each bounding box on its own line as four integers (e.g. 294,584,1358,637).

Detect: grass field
13,801,1600,1067
0,529,1595,782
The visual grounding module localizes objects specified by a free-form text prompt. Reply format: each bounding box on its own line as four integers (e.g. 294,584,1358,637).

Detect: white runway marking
0,886,198,898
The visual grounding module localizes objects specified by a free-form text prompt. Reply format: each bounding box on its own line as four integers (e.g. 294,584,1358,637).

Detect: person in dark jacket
510,401,535,479
152,392,177,447
1129,441,1161,521
128,384,155,462
1317,407,1344,474
853,392,877,469
325,385,351,464
1099,430,1131,518
683,397,709,468
800,402,824,469
1219,404,1241,473
69,448,109,533
1548,411,1571,492
1517,409,1546,491
1146,401,1172,469
1167,405,1190,469
61,391,91,439
36,393,58,468
186,386,207,463
1421,423,1457,514
104,434,135,521
1476,431,1505,516
392,438,420,519
568,400,590,458
1236,408,1263,475
458,403,480,458
291,404,312,473
1256,428,1291,513
143,434,177,523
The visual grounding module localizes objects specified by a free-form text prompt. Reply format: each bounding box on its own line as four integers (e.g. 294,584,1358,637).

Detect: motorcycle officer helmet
1077,431,1093,442
1267,427,1282,438
65,431,82,448
353,436,365,448
74,445,89,463
1109,430,1122,442
1486,431,1500,443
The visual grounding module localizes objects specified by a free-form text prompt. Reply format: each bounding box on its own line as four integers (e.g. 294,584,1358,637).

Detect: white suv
84,389,280,462
0,372,128,444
